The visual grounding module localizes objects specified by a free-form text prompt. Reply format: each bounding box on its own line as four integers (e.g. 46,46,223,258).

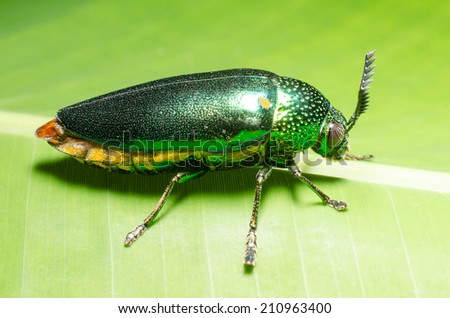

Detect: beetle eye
327,122,345,148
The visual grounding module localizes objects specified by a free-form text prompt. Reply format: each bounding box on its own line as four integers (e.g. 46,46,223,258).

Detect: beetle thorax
267,77,332,165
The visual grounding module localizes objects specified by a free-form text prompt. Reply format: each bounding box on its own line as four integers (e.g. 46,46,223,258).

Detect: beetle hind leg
244,166,272,266
124,170,207,247
288,166,347,211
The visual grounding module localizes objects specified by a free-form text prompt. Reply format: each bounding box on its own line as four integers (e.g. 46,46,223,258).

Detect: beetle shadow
34,158,345,224
34,157,258,224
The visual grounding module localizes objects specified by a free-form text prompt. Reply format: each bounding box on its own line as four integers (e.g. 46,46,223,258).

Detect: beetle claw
328,200,347,211
124,224,147,247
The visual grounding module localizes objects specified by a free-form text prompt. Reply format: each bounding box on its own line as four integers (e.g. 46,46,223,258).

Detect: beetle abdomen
36,116,267,174
57,69,279,150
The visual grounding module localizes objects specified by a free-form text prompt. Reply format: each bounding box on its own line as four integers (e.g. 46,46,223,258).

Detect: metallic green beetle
36,50,376,266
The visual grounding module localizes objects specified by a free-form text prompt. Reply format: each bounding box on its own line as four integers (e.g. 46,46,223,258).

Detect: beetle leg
343,153,373,160
344,145,373,160
288,166,347,211
244,166,272,266
124,170,206,247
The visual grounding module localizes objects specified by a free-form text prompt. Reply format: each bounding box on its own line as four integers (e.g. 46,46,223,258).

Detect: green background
1,0,449,297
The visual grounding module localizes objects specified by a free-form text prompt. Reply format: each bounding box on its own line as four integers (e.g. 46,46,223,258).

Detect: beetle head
312,108,349,159
312,50,376,159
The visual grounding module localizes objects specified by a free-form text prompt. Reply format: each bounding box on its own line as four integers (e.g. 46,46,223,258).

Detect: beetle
36,50,376,266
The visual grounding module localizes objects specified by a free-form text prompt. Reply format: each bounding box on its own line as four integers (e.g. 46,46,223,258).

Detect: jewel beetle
36,50,376,266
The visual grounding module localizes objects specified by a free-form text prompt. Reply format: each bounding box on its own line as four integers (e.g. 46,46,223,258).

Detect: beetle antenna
347,50,376,131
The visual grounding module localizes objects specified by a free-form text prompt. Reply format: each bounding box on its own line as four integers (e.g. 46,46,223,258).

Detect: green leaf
1,0,449,297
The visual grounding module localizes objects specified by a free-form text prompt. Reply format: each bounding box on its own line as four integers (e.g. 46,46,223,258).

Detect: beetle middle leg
288,165,347,211
244,165,272,266
124,170,207,247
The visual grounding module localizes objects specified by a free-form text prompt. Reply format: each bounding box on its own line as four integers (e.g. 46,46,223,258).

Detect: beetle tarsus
327,199,347,211
244,229,257,266
124,224,147,246
344,153,373,160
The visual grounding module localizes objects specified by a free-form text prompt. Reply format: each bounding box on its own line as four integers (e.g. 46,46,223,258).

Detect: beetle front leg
343,146,373,160
288,166,347,211
344,153,373,160
244,166,272,267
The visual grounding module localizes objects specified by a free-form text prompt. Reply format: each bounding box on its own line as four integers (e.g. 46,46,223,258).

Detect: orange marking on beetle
258,96,272,109
35,118,60,144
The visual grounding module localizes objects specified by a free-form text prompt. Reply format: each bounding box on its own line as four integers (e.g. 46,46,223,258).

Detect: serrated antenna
346,50,376,131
